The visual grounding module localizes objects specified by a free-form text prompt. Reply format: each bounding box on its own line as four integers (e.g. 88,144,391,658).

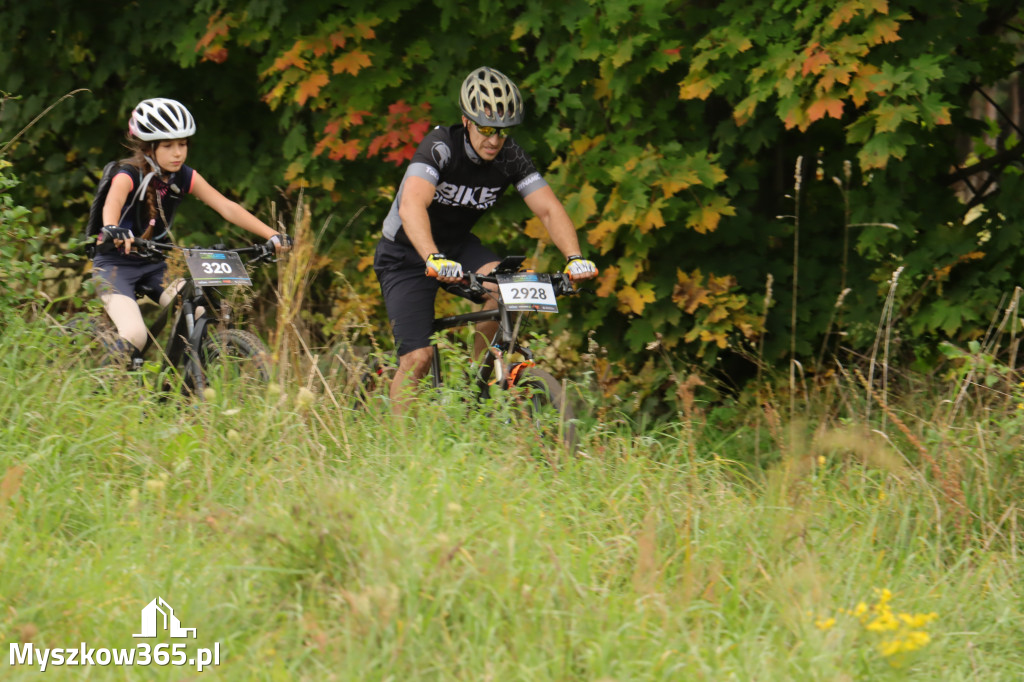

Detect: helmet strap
142,154,162,176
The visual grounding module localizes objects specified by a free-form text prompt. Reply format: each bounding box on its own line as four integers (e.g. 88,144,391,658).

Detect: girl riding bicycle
91,97,289,365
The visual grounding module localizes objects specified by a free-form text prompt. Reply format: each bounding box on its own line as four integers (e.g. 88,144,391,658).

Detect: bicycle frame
428,262,577,393
132,239,273,374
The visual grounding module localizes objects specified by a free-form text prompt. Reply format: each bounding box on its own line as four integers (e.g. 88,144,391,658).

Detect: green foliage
0,160,78,319
2,1,1024,416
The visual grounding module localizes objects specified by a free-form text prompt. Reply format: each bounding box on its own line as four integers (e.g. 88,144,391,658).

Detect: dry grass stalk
854,368,967,534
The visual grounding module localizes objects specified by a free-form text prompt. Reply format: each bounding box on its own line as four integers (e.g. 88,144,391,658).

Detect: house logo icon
133,597,197,639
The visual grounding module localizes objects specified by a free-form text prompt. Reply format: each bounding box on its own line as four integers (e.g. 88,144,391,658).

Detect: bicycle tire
59,313,131,368
195,327,272,400
182,346,207,398
506,366,578,453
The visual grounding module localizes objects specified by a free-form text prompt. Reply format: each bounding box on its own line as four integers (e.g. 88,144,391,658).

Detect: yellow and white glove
425,253,463,279
563,255,598,281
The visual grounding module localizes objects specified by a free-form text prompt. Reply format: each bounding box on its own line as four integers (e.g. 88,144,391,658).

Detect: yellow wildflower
815,617,836,631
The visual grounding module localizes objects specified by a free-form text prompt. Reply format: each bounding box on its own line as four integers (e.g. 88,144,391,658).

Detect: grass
1,316,1023,681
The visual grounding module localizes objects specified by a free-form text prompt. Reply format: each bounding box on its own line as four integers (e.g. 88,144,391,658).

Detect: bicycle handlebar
132,239,277,264
442,269,579,303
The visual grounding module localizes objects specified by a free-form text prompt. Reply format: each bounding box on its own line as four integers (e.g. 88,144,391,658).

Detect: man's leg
390,346,434,414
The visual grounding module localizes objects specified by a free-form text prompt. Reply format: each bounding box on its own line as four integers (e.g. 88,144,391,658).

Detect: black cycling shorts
373,236,498,356
92,254,168,300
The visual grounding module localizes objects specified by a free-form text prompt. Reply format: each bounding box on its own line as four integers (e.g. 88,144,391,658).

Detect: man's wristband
566,254,582,262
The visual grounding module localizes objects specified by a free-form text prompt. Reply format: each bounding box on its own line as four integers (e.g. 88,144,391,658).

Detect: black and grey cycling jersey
381,124,547,247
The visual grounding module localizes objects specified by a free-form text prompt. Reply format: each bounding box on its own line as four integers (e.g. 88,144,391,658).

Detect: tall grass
1,315,1022,680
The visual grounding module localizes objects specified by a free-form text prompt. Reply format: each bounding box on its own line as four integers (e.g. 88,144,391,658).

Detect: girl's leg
99,292,148,351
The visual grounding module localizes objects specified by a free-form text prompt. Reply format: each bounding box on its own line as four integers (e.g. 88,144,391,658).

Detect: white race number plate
184,250,251,287
496,273,558,313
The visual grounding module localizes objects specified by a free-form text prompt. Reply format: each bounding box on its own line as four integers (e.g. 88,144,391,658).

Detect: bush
0,159,81,320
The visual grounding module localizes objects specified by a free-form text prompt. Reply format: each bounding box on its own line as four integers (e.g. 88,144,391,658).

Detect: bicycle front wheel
506,366,578,453
196,328,272,400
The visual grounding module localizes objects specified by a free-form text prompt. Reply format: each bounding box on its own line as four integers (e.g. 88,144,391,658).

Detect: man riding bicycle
373,66,599,413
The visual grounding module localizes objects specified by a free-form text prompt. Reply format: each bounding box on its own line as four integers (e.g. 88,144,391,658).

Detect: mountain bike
354,255,581,449
69,238,277,399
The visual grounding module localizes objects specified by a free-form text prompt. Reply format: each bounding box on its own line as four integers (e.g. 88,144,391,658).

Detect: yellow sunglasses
473,122,511,138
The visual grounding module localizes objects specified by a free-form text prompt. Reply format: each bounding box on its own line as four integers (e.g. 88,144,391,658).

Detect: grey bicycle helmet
459,67,524,128
128,98,196,141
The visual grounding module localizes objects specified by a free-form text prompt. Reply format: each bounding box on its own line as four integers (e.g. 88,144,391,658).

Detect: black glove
100,225,133,243
267,233,293,250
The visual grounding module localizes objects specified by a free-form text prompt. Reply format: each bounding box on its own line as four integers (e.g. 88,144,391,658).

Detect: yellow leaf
571,135,605,156
587,219,619,249
357,253,374,272
639,204,666,234
566,182,599,227
510,21,529,41
595,265,619,298
284,161,305,181
733,95,759,126
523,216,548,240
617,285,655,315
657,168,700,196
678,74,714,101
686,196,736,234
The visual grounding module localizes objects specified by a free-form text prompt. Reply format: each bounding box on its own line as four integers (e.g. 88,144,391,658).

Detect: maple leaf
672,269,710,313
617,285,655,315
327,139,361,161
807,96,845,122
202,47,229,64
686,196,735,234
332,49,373,76
595,265,620,298
865,17,902,45
196,11,232,51
862,0,891,13
367,130,402,157
294,72,329,106
874,103,917,132
407,119,431,143
638,204,665,234
357,253,375,272
849,64,883,105
657,166,700,196
323,119,343,137
817,64,856,92
678,74,714,100
311,37,335,58
353,19,378,40
782,104,809,131
587,219,620,252
265,43,308,76
388,100,412,116
347,110,370,126
329,32,347,50
523,216,548,240
384,146,416,165
732,95,759,127
801,45,833,76
564,183,599,227
827,2,861,29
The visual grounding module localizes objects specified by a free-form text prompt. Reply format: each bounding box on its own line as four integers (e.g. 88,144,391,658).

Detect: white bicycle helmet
128,98,196,141
459,67,524,128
